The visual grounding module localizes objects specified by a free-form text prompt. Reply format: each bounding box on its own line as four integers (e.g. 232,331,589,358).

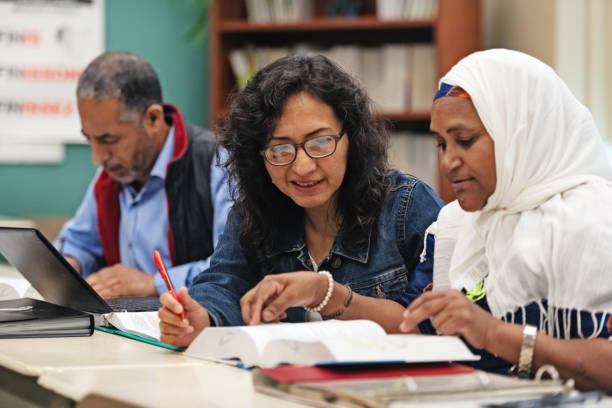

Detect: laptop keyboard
106,296,161,312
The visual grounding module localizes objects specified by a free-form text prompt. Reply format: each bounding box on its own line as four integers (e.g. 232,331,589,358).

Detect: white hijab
432,49,612,337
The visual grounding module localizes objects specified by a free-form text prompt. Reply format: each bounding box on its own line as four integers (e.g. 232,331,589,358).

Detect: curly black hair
220,54,390,265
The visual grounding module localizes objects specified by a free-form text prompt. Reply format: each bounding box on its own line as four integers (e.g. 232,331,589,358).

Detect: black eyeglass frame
260,128,346,166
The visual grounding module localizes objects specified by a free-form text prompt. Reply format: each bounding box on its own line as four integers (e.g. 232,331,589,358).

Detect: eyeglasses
261,129,345,166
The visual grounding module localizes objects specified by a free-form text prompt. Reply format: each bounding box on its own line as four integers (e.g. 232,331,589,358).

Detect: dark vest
94,104,217,267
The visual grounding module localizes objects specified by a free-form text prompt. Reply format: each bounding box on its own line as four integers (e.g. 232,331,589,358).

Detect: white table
0,330,306,407
0,263,306,407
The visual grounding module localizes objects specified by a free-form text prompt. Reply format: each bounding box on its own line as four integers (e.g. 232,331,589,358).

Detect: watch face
524,324,538,337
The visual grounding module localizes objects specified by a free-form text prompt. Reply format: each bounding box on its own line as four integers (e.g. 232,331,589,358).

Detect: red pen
153,250,185,320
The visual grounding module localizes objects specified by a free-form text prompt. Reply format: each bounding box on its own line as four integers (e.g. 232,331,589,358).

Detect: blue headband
433,83,454,101
433,83,471,101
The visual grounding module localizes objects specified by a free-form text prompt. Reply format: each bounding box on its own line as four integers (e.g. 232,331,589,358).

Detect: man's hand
159,287,210,347
64,255,82,274
85,264,156,298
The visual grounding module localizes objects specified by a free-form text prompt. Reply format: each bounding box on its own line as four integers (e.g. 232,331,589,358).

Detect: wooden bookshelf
219,17,436,32
209,0,481,202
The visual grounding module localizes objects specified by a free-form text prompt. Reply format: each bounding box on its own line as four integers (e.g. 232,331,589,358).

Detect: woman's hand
241,272,329,325
399,289,500,349
158,287,211,347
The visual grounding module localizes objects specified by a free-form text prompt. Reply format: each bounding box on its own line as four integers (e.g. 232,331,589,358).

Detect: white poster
0,0,104,149
0,142,65,163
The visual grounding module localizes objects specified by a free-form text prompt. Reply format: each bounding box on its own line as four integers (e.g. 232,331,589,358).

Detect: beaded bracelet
304,270,333,313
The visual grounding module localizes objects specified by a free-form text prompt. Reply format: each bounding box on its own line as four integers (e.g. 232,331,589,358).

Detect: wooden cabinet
209,0,481,202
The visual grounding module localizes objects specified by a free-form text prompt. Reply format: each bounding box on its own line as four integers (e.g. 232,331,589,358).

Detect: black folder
0,297,94,338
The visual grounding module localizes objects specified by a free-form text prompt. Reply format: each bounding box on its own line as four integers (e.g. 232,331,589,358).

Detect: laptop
0,227,161,314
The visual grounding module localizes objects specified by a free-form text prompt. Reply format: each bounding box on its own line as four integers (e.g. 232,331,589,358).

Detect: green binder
95,325,185,352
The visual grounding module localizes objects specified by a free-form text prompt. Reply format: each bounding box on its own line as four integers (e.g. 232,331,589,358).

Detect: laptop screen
0,227,112,314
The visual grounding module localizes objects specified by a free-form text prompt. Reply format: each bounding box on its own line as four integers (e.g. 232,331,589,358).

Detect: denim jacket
190,171,444,326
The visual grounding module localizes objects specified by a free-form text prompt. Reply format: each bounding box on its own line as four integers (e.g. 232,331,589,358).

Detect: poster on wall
0,0,104,162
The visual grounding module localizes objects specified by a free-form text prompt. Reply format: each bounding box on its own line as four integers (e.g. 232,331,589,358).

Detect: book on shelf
183,319,479,368
389,131,437,189
410,44,437,111
245,0,271,22
358,45,383,104
326,0,360,17
377,0,405,20
228,49,254,92
377,0,438,20
0,297,94,338
379,44,410,111
245,0,313,23
255,47,290,74
229,45,290,91
227,42,436,114
319,44,361,78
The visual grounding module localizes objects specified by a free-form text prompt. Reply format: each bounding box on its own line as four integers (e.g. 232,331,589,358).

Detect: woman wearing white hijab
399,49,612,390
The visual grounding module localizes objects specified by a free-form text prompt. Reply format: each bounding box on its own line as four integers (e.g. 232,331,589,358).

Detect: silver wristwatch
517,324,537,379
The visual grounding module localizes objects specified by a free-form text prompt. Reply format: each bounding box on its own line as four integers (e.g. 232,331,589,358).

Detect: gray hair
76,51,163,122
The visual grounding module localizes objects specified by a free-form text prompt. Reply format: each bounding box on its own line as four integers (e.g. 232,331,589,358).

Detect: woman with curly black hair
158,54,443,347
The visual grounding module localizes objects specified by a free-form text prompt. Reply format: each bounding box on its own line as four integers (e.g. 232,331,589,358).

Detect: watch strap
517,324,537,378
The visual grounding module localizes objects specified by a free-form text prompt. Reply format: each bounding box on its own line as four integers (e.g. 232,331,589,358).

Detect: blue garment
189,171,444,326
55,126,233,294
395,234,435,306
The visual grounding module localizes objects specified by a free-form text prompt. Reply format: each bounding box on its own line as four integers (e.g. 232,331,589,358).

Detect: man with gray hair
55,51,232,298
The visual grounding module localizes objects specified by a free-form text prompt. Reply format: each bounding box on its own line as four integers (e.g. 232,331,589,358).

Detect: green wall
0,0,209,217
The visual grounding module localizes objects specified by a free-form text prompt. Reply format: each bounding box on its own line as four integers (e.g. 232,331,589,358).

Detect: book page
261,338,334,368
322,334,480,364
105,311,160,341
0,277,41,300
186,320,386,367
236,319,386,357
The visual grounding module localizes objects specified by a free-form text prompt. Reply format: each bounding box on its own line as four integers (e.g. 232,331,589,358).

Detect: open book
0,273,42,301
94,311,187,351
101,311,160,341
184,320,480,368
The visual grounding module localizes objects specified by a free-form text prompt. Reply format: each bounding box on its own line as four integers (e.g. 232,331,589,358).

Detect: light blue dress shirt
56,126,232,294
